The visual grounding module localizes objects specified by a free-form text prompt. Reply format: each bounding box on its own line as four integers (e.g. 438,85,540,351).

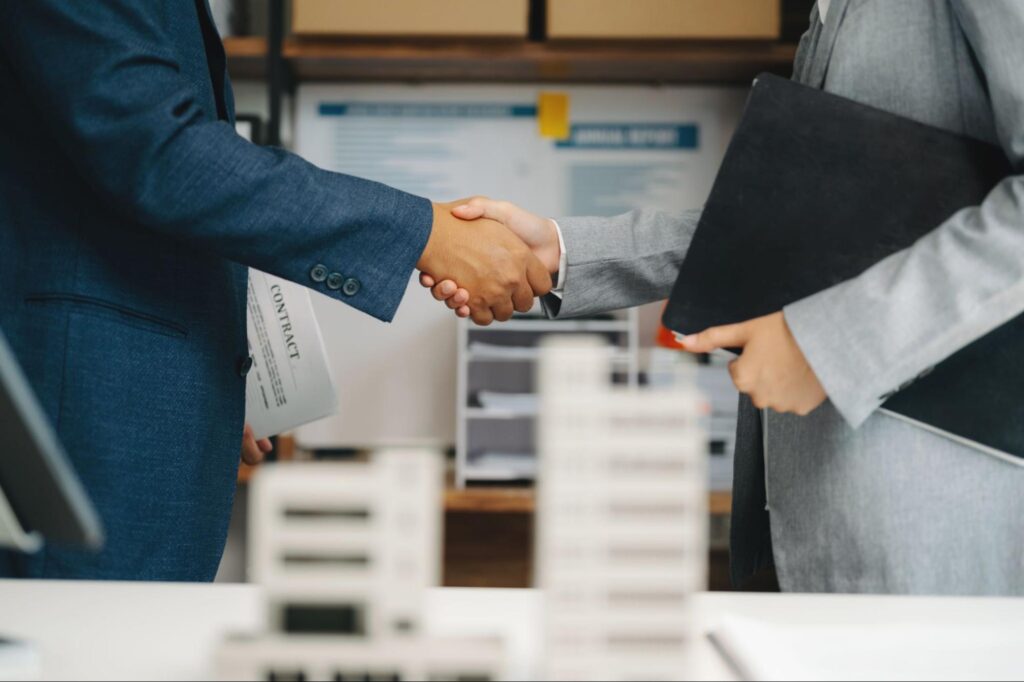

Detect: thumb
679,322,752,353
452,197,511,223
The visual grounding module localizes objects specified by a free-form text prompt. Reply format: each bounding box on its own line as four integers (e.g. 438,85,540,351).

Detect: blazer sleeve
0,1,432,322
782,1,1024,427
542,209,701,318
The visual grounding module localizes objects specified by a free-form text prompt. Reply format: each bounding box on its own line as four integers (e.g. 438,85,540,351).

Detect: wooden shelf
226,37,796,84
445,486,733,516
239,465,731,516
223,36,269,80
445,486,536,514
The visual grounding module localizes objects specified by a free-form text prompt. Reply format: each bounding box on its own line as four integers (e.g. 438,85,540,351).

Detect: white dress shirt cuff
550,219,568,299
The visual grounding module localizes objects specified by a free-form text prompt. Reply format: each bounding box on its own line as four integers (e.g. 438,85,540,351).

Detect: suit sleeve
542,209,701,318
782,1,1024,427
0,1,432,322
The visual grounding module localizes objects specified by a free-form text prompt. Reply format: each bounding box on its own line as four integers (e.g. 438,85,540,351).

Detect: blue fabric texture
0,0,433,581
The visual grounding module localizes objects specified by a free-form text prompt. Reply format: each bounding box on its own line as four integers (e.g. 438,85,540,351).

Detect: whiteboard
292,83,746,449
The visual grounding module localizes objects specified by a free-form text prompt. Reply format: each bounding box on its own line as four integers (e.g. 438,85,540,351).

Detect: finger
456,305,471,318
432,280,458,301
420,273,436,288
446,289,470,309
452,197,513,223
512,280,534,313
679,322,752,354
492,298,514,323
241,444,262,466
257,438,273,454
451,202,486,220
525,253,553,296
471,307,494,326
241,429,263,466
728,357,753,394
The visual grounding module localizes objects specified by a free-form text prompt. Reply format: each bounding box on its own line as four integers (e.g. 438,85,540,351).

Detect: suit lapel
800,0,851,88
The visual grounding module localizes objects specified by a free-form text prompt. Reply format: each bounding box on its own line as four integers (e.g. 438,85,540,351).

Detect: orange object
655,303,686,349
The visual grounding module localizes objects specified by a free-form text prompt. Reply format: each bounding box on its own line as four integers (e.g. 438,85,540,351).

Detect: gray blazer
546,0,1024,594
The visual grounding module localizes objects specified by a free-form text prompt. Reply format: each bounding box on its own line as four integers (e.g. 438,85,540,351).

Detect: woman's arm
780,0,1024,428
425,198,701,319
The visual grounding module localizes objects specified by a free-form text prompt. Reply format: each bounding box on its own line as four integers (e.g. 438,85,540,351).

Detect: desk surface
0,580,1021,681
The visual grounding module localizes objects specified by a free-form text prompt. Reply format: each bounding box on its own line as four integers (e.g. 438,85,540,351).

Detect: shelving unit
223,33,797,146
225,37,797,84
455,309,639,487
221,1,800,588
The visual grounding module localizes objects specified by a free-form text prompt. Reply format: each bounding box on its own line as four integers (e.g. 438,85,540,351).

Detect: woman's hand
680,311,827,416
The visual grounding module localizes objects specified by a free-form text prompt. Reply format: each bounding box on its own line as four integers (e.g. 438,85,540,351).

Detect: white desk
0,580,1021,681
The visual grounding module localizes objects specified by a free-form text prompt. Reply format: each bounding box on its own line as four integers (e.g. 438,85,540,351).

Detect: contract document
245,270,338,440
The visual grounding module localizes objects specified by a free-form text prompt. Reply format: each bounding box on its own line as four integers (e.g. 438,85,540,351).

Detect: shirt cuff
550,219,568,299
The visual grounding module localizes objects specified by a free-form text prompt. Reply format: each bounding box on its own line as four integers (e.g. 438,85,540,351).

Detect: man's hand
418,201,552,325
679,312,827,416
242,423,272,466
420,197,560,320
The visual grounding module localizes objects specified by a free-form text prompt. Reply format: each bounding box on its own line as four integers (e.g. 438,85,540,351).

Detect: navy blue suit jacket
0,1,432,580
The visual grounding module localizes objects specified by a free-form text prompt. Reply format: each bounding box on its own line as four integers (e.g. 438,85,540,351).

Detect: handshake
416,198,560,325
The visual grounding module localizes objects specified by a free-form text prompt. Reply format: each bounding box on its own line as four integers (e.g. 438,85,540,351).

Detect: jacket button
326,272,344,290
238,355,254,377
310,264,328,283
342,278,361,297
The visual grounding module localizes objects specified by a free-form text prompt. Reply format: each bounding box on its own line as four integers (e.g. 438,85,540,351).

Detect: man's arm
781,0,1024,427
0,2,547,323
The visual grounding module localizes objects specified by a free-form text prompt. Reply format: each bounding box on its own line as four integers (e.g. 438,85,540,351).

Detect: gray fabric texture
546,0,1024,595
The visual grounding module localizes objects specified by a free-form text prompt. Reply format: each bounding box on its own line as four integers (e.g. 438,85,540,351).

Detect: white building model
536,337,707,682
215,450,505,682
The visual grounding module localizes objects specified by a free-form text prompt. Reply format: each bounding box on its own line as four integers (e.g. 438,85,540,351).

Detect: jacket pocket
25,293,188,339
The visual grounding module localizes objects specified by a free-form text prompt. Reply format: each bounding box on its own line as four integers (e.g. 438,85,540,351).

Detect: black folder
662,73,1022,461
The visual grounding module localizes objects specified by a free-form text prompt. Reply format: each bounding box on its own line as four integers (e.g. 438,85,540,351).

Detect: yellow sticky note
538,92,570,140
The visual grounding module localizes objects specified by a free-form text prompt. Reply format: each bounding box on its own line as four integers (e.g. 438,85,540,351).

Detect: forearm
131,126,432,322
543,208,702,318
786,176,1024,426
0,0,432,322
787,0,1024,427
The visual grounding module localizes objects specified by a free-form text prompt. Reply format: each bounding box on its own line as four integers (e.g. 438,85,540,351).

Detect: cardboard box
292,0,530,38
548,0,781,40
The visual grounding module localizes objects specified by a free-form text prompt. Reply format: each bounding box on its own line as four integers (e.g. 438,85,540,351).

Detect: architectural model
536,336,707,681
215,450,506,682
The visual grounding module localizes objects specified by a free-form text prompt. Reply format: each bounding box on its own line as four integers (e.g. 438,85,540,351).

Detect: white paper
0,639,39,681
245,270,338,440
710,615,1024,681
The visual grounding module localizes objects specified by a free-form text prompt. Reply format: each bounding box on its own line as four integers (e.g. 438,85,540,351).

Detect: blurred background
213,0,815,591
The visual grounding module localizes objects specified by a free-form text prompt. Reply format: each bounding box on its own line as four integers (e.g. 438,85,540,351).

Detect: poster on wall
292,83,746,449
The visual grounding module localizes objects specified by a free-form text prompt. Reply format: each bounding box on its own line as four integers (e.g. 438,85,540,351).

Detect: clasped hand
416,201,552,325
420,198,827,416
